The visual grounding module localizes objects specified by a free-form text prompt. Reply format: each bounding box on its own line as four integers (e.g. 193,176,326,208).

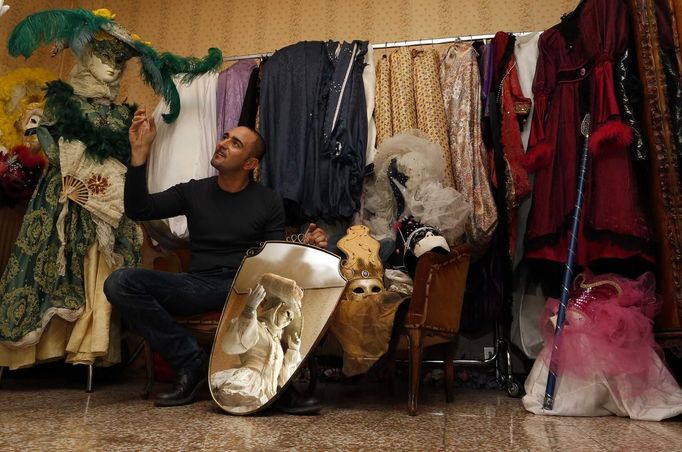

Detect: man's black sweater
124,164,285,277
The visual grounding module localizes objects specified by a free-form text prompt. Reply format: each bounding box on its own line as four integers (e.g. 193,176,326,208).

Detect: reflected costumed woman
0,8,221,369
211,273,304,412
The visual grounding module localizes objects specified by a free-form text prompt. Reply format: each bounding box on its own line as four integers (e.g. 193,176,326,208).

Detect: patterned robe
440,42,498,251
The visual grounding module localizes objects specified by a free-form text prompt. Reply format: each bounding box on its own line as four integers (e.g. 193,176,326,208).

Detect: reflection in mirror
209,241,346,415
210,273,304,413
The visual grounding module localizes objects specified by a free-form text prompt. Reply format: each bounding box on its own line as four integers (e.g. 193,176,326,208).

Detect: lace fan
58,138,126,227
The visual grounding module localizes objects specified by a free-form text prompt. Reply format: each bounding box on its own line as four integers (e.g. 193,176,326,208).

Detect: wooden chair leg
142,342,154,399
0,366,5,388
444,341,455,403
385,327,400,397
406,327,423,416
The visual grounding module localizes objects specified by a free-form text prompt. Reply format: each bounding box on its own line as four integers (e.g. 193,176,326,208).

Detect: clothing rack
221,31,541,62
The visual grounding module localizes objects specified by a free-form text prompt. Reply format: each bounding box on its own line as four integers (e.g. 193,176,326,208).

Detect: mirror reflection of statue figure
211,273,304,411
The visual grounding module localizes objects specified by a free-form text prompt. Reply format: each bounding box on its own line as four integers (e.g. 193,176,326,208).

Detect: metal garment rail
221,31,540,62
218,29,540,397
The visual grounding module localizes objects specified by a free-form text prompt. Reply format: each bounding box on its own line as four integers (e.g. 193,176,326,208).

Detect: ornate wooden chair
387,244,471,415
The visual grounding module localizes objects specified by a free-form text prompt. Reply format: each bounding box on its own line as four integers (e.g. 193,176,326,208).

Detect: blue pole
542,114,591,410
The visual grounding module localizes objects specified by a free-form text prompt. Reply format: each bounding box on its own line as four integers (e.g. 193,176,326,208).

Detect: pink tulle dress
523,271,682,421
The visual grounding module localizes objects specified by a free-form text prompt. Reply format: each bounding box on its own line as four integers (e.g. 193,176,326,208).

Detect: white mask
85,51,123,84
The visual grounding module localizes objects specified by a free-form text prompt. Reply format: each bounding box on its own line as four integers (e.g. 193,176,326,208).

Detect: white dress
363,46,377,166
513,32,541,151
510,32,546,359
210,311,301,412
145,73,218,245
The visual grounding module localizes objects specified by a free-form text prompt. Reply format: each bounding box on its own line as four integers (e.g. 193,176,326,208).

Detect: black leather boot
154,357,208,407
273,386,322,415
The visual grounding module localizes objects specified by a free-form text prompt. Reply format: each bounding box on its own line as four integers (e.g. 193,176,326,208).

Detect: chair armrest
405,244,471,335
139,223,192,272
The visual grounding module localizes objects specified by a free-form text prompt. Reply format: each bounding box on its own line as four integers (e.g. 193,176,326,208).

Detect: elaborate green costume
0,81,139,344
0,8,221,365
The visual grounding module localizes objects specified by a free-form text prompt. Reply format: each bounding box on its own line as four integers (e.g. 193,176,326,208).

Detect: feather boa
44,80,135,163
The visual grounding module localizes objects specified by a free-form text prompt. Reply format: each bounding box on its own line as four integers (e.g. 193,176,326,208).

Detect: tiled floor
1,373,681,451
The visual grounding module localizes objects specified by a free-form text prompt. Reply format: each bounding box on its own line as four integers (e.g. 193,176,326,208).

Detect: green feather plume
8,9,110,57
134,44,222,123
159,48,223,84
7,8,223,124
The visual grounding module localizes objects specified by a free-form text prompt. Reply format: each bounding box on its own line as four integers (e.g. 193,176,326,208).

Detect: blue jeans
103,268,233,372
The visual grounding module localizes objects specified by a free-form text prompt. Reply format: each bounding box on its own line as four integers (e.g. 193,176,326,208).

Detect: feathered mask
7,8,222,123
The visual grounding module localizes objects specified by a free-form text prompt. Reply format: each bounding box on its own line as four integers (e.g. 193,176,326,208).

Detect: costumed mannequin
0,68,51,276
329,225,403,376
0,68,53,205
0,67,53,151
211,273,304,412
0,8,221,370
523,271,682,421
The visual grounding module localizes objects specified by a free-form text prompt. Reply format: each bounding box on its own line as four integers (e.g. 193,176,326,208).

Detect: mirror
209,241,347,415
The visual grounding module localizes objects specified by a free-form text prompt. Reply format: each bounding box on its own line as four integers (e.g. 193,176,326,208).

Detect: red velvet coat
524,0,652,266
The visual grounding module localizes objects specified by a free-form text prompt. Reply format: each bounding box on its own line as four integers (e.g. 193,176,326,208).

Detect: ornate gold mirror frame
208,241,347,415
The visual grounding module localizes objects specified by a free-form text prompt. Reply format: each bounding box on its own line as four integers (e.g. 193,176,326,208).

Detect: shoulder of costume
44,79,75,100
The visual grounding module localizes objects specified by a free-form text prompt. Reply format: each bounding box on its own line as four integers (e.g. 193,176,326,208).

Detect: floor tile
1,376,680,451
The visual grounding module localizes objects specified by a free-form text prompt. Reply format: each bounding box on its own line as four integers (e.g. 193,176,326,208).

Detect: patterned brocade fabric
413,48,454,185
440,42,498,250
375,47,453,187
375,56,393,146
0,83,140,364
389,47,418,134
